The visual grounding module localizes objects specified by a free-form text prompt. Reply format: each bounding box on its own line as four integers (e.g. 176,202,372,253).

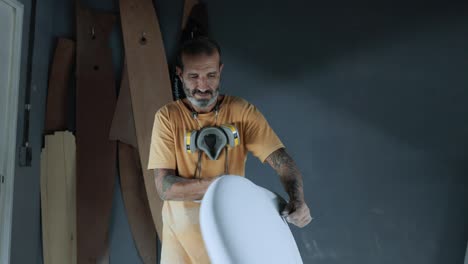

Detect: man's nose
197,77,209,89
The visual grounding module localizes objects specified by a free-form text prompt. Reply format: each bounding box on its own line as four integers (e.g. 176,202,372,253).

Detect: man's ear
176,66,183,79
219,63,224,74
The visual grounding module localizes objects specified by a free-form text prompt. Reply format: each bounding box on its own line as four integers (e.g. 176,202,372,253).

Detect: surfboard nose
200,175,304,264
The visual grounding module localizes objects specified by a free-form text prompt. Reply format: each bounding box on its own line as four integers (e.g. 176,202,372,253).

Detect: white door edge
0,0,24,263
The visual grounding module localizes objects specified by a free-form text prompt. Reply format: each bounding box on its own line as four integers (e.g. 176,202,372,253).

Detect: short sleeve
243,104,285,163
147,107,176,169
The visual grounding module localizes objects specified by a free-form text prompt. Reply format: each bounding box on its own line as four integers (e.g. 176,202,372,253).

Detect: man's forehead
182,52,221,70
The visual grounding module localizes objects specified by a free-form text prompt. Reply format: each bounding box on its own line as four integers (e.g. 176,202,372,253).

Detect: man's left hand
282,199,312,228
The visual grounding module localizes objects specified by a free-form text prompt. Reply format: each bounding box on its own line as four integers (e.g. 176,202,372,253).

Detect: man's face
177,52,224,109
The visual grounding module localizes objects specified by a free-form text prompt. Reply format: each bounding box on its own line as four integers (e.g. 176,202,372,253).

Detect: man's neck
192,101,217,114
185,95,224,114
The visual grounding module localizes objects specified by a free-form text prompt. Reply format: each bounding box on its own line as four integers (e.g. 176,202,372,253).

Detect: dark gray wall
206,1,468,264
10,0,468,263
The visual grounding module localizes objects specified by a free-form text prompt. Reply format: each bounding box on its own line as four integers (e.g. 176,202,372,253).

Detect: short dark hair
176,37,222,70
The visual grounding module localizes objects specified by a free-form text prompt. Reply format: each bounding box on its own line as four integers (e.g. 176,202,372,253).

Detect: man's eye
190,75,198,79
208,74,216,78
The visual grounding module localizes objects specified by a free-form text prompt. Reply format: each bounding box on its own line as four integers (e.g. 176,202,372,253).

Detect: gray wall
10,0,468,263
211,1,468,264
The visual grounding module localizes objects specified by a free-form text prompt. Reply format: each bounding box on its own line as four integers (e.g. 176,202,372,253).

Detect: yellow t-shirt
148,95,284,263
148,95,284,176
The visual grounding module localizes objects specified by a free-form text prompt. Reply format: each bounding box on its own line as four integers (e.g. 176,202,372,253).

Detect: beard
183,85,220,109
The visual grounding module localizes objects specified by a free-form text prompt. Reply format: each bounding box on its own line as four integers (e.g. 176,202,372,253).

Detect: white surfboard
200,175,303,264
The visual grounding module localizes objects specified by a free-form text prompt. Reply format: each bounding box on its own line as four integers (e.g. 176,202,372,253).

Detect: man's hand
282,199,312,228
266,148,313,228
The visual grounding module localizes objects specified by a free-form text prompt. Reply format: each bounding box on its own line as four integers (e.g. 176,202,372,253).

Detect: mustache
192,89,213,95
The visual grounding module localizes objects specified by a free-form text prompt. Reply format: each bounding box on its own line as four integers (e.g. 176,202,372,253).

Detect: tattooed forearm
154,168,172,200
154,168,215,201
161,174,186,200
266,148,304,201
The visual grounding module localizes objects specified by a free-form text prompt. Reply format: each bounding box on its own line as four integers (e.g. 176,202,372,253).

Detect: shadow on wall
206,0,468,163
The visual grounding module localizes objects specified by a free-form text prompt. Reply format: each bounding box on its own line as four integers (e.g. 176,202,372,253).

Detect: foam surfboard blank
200,175,303,264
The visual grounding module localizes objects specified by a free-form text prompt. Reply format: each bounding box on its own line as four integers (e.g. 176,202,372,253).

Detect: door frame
0,0,24,263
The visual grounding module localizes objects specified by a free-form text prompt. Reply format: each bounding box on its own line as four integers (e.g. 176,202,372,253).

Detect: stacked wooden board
41,131,77,264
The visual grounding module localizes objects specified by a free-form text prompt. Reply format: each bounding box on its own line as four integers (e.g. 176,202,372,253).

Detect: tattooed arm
154,169,216,201
265,148,312,228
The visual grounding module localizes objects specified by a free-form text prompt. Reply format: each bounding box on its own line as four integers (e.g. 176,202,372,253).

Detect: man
148,37,312,263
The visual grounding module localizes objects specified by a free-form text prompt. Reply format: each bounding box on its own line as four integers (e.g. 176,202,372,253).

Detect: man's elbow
154,173,168,200
158,192,168,201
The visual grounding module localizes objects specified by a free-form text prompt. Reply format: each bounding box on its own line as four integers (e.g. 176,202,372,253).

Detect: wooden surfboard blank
182,0,198,29
119,0,173,238
119,142,157,263
180,0,209,43
44,38,75,134
75,4,116,263
40,132,77,264
110,0,200,152
171,0,200,100
110,63,157,263
108,62,138,147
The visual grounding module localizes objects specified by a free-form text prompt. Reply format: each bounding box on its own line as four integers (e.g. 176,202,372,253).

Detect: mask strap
224,147,229,175
194,151,203,179
194,147,229,179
